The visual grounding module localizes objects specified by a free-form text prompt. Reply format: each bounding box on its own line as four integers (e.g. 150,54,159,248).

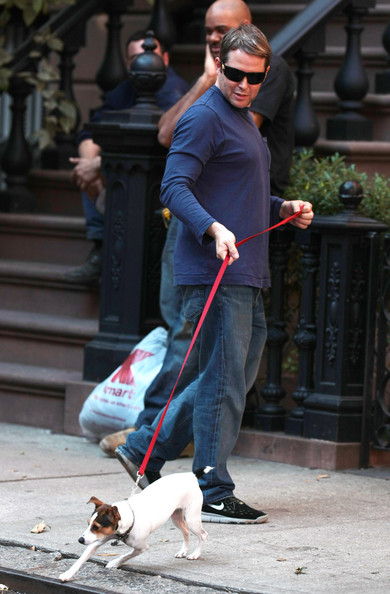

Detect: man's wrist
206,221,224,239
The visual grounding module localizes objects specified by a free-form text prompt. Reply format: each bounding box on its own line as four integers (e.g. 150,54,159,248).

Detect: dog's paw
106,559,120,570
174,548,188,559
59,571,72,582
186,551,201,560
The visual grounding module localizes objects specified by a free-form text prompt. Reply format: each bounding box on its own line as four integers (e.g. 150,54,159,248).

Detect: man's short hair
219,23,271,69
125,29,166,53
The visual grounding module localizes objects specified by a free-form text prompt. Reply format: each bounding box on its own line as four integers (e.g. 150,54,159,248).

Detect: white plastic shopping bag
79,326,167,439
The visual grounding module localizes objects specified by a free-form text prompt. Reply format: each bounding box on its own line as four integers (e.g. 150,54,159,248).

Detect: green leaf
59,116,72,133
25,76,39,86
0,9,11,27
32,0,44,13
37,128,52,150
29,49,43,59
45,114,58,126
23,6,39,27
14,0,27,9
41,87,56,99
0,66,11,91
0,48,12,66
47,36,63,52
58,99,77,119
43,99,58,111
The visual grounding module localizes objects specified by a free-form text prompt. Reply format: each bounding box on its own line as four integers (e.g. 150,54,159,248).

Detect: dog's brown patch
87,497,121,535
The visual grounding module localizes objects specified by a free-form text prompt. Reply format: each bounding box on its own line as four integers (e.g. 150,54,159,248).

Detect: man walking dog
116,23,313,524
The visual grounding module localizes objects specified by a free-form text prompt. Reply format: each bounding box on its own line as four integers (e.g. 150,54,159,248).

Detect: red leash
137,205,304,479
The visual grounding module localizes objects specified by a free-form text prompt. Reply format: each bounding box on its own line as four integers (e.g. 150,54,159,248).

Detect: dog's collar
115,501,134,541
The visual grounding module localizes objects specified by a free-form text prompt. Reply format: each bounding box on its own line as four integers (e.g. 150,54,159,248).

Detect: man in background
65,30,189,284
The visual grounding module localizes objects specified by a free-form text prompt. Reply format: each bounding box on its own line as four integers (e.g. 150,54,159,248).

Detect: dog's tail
194,466,213,479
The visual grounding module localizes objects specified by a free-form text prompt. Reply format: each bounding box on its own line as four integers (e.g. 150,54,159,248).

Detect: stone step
0,361,82,433
0,259,99,318
313,92,390,146
28,169,83,216
0,213,90,265
314,138,390,178
0,309,98,371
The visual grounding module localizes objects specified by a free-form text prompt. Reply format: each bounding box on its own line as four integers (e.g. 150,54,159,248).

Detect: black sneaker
64,246,102,284
115,447,161,489
201,496,268,524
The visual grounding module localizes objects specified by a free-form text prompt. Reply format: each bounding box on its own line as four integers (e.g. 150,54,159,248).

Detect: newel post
303,181,387,442
83,33,168,382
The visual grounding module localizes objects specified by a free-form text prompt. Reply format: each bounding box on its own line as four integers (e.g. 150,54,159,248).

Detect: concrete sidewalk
0,422,389,593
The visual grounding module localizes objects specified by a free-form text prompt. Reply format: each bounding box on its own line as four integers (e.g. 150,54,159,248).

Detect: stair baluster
294,29,324,147
326,0,375,141
147,0,177,50
95,1,129,97
0,77,36,212
41,22,86,170
254,229,293,432
285,230,320,436
375,18,390,93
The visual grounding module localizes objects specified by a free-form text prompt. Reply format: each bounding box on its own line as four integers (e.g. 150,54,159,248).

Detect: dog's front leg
59,540,102,582
106,544,149,569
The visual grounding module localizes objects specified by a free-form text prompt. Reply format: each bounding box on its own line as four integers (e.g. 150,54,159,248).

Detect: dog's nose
78,536,85,544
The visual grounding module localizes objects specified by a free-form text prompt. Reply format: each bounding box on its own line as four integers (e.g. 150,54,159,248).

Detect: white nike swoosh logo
209,502,224,511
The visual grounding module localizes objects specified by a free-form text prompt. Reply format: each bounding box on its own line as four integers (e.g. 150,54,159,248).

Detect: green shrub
284,148,390,227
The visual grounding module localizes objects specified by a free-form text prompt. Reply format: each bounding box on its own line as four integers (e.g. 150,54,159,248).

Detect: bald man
158,0,251,148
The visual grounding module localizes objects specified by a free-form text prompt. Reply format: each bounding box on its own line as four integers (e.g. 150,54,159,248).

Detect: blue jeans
135,217,194,427
120,283,267,503
82,192,104,241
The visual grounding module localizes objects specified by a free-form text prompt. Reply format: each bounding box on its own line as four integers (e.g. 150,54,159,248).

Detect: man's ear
162,51,169,67
215,56,222,72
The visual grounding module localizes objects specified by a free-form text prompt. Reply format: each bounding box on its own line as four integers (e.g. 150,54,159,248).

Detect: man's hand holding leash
207,200,313,265
279,200,313,229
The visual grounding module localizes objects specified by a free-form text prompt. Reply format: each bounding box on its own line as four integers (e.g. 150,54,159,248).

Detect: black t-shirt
251,53,295,197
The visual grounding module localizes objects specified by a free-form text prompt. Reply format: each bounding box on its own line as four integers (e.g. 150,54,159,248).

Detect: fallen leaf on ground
98,553,119,557
295,566,308,575
31,521,48,533
316,474,329,480
277,558,287,562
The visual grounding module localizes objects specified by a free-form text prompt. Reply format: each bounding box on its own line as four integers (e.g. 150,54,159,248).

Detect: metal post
303,181,387,442
83,34,168,382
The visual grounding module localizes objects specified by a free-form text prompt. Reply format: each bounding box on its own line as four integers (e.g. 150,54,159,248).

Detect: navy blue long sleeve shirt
160,85,284,289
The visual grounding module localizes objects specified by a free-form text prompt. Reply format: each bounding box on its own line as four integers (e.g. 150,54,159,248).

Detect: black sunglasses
221,62,266,85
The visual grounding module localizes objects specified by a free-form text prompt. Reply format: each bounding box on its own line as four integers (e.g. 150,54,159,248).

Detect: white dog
59,467,211,582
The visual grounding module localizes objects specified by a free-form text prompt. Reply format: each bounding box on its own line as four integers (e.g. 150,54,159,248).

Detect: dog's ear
107,505,121,525
87,496,104,509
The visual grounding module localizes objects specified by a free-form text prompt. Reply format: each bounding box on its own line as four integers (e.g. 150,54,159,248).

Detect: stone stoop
28,170,83,217
0,362,82,433
233,429,361,471
233,429,390,471
0,212,100,434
